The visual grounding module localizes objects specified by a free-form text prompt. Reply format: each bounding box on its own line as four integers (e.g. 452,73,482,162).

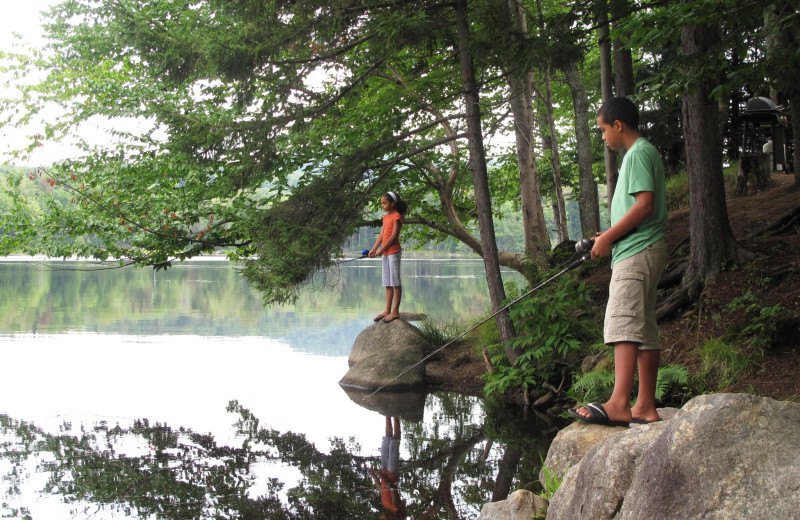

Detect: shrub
483,277,598,397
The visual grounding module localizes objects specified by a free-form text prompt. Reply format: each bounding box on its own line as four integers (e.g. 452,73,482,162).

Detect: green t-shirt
609,137,667,268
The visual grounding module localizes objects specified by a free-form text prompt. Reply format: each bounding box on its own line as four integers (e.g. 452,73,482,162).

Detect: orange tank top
381,212,403,255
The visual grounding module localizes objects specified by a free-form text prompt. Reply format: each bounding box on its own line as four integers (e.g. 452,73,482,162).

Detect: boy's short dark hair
598,96,639,130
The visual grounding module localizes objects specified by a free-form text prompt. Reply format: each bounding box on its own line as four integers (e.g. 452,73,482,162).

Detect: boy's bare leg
392,417,400,439
631,349,661,422
385,416,392,436
576,342,637,423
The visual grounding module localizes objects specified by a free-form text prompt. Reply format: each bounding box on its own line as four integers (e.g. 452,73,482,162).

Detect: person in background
369,192,408,323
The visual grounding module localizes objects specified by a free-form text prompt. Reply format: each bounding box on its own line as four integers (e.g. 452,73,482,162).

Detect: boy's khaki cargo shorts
604,239,667,350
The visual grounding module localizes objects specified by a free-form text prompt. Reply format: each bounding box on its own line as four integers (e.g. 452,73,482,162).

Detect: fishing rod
334,249,370,265
363,241,596,400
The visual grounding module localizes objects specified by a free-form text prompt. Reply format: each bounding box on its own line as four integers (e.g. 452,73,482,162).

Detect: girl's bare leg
385,287,402,320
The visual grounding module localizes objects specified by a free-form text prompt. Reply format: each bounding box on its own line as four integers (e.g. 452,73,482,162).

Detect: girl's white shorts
382,252,402,287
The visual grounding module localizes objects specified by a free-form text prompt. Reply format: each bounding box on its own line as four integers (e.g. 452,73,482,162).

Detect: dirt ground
426,172,800,402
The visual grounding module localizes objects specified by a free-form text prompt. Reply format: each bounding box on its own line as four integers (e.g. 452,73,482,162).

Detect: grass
416,317,470,350
697,337,757,391
665,170,690,210
664,163,739,211
538,462,562,502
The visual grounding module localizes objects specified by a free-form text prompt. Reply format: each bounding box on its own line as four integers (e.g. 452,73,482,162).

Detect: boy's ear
614,120,624,132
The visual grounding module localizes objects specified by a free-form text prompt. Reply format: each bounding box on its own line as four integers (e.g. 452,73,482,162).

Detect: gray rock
540,407,679,485
478,489,548,520
545,394,800,520
339,319,430,391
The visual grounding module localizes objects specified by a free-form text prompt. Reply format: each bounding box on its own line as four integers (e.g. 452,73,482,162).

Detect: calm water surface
0,257,557,519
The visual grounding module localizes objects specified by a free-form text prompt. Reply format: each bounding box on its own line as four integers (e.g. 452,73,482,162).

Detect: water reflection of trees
0,261,507,341
0,394,556,519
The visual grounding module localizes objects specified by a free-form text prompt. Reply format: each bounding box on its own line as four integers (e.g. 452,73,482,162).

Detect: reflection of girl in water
369,416,407,519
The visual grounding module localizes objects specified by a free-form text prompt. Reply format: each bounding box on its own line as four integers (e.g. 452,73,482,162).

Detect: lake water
0,257,558,519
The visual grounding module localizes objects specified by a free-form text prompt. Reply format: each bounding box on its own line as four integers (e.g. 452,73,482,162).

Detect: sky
1,1,513,168
0,0,85,166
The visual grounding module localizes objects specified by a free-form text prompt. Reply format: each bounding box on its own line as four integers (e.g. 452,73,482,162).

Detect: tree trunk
491,445,523,502
735,153,771,196
597,0,618,217
765,0,800,186
385,64,538,280
504,0,551,263
679,11,752,299
563,60,600,237
611,0,635,97
454,0,517,357
532,0,568,243
542,67,569,243
792,94,800,187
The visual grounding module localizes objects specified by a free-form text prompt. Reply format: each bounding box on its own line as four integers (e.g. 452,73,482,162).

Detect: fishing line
363,250,592,400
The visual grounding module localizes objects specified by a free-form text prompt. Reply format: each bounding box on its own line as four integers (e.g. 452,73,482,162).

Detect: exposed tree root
745,205,800,239
655,204,799,320
657,272,702,321
659,260,687,291
669,236,690,257
762,262,799,280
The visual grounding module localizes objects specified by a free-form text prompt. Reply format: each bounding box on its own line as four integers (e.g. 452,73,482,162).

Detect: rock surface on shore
480,393,800,520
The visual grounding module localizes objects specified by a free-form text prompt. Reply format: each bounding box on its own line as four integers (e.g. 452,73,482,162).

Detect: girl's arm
369,227,384,257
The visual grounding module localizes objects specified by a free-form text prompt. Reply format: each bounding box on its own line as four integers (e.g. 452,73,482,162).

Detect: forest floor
426,172,800,404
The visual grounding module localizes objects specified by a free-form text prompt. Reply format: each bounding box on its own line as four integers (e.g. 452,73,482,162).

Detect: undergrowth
569,362,690,406
416,317,467,350
483,276,599,399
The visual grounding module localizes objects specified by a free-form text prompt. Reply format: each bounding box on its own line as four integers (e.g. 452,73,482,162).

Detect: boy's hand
591,231,612,259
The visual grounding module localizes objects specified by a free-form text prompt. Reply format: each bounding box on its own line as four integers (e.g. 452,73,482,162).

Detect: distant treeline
345,195,608,256
1,165,606,257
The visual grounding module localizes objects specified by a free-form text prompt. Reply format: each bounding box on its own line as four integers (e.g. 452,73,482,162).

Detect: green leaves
483,276,597,397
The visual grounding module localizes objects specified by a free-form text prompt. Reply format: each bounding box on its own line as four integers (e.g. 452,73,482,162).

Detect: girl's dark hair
384,192,408,216
597,96,639,130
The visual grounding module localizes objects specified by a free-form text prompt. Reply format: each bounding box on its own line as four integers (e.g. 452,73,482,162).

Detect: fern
570,371,615,403
655,364,689,400
571,364,690,404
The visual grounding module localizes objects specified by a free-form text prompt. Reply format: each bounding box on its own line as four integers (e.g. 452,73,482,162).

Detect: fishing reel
575,238,594,255
362,249,370,257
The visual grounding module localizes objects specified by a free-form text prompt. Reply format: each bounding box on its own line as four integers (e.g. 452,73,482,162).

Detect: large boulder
478,489,548,520
541,407,679,484
544,393,800,520
339,319,430,391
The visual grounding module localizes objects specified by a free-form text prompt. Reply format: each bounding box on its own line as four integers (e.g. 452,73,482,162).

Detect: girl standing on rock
369,191,408,323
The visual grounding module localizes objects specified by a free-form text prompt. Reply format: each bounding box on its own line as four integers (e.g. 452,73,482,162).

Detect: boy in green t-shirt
569,97,668,427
